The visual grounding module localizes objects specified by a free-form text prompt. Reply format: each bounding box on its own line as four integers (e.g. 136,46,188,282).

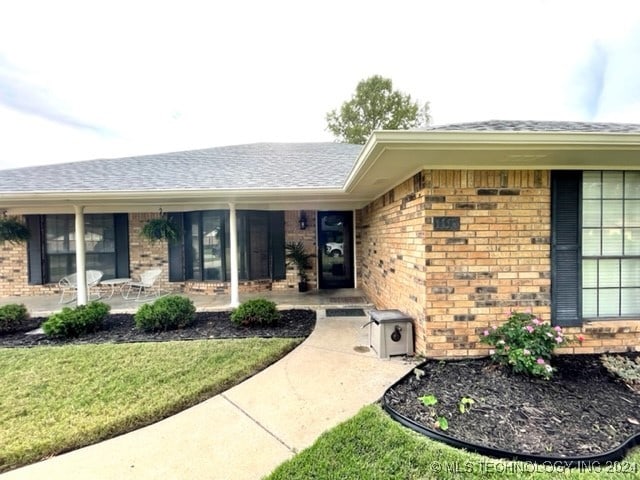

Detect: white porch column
74,205,88,305
228,203,240,307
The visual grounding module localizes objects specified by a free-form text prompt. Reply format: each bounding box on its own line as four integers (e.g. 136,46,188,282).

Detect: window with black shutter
551,170,640,326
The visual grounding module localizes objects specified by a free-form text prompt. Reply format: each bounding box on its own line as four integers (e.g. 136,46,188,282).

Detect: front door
318,211,354,289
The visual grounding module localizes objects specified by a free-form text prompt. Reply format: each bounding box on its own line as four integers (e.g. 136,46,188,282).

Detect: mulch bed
0,309,316,348
384,354,640,458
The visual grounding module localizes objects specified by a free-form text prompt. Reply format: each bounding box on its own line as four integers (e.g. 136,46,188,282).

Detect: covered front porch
0,288,373,317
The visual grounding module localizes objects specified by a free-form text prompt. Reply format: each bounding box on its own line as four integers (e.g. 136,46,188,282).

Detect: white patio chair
122,268,163,301
58,270,104,304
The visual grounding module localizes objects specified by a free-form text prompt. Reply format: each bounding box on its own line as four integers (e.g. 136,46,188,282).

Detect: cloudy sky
1,0,639,170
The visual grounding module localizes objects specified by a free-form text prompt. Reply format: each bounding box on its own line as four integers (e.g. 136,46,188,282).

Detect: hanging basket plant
0,216,30,245
140,216,180,243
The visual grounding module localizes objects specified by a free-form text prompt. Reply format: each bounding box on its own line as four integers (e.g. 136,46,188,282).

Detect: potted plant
140,216,180,243
0,216,30,244
285,241,315,292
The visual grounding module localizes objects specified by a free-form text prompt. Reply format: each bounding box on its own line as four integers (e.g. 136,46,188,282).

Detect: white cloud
1,0,639,169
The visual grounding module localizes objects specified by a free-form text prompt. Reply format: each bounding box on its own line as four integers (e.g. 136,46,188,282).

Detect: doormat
326,308,366,317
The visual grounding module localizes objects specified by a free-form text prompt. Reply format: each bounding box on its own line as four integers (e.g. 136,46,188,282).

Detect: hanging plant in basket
140,216,180,243
0,216,30,244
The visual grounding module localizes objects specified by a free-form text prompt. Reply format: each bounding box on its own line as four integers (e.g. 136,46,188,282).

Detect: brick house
1,121,639,357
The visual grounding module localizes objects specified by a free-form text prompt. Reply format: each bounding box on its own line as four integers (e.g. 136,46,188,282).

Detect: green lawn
267,405,640,480
0,338,301,472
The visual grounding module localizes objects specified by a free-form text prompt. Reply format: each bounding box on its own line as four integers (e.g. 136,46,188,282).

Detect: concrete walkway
0,310,416,480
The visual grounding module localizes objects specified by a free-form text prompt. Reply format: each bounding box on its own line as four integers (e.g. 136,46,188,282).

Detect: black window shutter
551,171,582,326
114,213,130,278
269,211,286,280
167,212,185,282
26,215,45,284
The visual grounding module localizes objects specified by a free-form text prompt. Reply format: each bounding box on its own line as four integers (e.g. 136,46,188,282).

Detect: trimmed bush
134,295,196,332
42,301,110,338
231,298,280,327
0,304,30,334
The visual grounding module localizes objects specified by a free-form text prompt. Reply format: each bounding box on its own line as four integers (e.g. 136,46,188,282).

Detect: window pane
48,255,73,283
602,171,623,198
625,171,640,198
582,290,598,317
46,215,73,253
85,215,115,253
624,200,640,226
582,229,601,256
621,288,640,316
602,229,623,255
582,200,601,227
582,259,598,288
625,229,640,255
599,289,620,316
622,259,640,287
190,216,201,280
583,171,601,198
602,200,622,227
86,253,116,278
203,213,223,281
599,259,620,287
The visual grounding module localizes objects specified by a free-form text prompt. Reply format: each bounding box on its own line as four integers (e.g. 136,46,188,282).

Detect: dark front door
318,211,354,289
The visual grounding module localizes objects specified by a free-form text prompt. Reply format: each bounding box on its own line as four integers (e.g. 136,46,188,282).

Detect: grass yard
0,337,301,472
267,405,640,480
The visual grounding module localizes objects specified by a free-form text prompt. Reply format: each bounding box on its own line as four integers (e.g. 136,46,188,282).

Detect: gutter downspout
74,205,87,305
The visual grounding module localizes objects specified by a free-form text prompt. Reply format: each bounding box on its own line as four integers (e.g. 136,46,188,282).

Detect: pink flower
554,326,562,332
577,335,585,344
555,336,563,344
524,325,534,333
536,358,545,365
523,349,530,356
491,325,497,330
483,330,489,336
532,318,541,325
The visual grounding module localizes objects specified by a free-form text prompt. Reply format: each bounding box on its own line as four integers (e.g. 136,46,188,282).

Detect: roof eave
343,129,640,198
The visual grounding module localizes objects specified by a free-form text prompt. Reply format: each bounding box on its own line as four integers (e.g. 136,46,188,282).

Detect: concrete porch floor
0,288,374,317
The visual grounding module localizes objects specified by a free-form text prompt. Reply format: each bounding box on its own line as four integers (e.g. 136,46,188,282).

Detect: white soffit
344,130,640,199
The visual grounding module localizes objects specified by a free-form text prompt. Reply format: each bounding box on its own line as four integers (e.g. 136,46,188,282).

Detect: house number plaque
433,216,460,231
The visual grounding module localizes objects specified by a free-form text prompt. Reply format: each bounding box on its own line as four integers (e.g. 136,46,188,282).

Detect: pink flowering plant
479,311,567,379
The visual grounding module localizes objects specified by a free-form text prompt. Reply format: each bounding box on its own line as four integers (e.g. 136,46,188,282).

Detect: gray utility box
368,309,414,358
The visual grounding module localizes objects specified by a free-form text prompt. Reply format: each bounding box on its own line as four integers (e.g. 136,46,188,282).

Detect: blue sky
1,0,639,169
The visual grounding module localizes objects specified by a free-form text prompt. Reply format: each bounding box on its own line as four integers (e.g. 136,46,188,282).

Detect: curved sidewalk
1,311,415,480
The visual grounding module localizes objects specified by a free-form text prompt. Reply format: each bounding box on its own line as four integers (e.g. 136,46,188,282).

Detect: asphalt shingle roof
0,143,363,193
2,121,639,195
427,120,640,133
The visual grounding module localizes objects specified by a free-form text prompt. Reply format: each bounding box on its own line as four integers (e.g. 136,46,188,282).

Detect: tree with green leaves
326,75,430,144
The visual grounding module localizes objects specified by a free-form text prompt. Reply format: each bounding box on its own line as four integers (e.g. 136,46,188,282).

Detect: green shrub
479,311,568,379
134,295,196,332
0,304,30,334
230,298,280,327
42,301,110,338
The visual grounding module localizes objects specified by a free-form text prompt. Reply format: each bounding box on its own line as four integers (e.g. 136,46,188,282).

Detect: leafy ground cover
267,405,640,480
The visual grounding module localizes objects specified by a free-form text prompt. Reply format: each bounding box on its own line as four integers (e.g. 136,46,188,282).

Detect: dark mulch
385,354,640,458
0,309,316,348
